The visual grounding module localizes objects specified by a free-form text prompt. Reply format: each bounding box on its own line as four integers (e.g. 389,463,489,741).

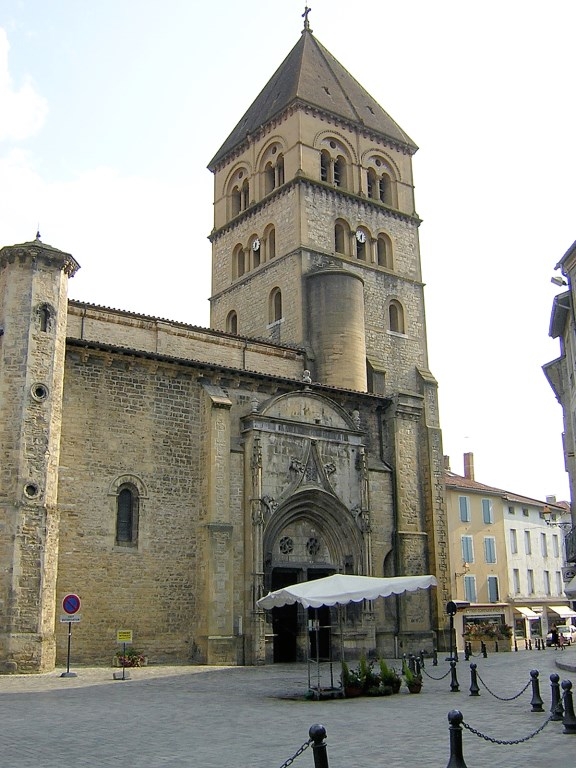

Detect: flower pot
344,684,363,698
407,681,422,694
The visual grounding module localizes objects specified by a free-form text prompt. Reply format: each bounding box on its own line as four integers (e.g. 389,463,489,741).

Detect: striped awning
514,607,540,619
550,605,576,619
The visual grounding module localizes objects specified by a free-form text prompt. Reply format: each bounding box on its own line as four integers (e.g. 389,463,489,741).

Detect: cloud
0,27,48,142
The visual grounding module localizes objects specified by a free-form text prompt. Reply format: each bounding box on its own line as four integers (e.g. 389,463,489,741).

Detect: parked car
546,624,576,646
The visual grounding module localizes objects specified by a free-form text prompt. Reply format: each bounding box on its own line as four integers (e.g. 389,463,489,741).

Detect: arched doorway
264,490,365,663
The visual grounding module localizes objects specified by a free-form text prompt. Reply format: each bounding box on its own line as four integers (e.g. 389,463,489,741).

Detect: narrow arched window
389,300,405,334
264,163,275,195
277,155,285,186
377,234,393,269
232,245,245,279
356,231,367,261
116,485,139,546
320,150,330,182
241,179,250,211
270,288,282,323
266,226,276,260
367,169,377,200
231,186,241,217
334,222,346,254
380,174,392,205
226,311,238,334
39,305,51,332
334,156,346,188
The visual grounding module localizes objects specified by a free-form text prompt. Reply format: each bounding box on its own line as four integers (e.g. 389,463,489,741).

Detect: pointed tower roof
208,29,417,169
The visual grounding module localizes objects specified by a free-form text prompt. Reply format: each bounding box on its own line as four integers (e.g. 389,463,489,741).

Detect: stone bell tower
208,16,450,632
0,236,79,672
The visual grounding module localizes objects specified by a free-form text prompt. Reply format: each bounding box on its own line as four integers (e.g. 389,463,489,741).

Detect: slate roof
208,29,417,169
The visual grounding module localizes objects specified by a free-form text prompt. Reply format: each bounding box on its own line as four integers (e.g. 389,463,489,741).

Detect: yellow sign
116,629,133,644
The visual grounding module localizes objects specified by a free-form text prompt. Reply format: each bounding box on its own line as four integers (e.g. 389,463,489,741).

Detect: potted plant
379,658,402,694
341,660,363,697
402,660,422,693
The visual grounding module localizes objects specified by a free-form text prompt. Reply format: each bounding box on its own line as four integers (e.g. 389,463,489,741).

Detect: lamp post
447,600,457,662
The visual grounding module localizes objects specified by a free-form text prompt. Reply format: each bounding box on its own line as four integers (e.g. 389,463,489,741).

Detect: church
0,15,449,672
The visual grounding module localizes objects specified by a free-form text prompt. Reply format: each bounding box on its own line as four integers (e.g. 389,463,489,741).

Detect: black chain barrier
475,669,531,701
422,665,452,681
461,712,553,745
277,738,311,768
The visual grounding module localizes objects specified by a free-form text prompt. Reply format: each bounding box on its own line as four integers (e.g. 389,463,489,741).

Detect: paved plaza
1,646,576,767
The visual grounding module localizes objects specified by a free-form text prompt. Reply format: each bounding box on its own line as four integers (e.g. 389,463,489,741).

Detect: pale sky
1,0,574,502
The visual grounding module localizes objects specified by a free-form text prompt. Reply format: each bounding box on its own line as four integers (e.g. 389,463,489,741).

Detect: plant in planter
115,647,147,667
379,659,402,694
341,660,363,697
358,654,380,693
402,660,423,693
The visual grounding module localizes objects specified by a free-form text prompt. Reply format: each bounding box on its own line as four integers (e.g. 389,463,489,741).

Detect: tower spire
302,5,312,33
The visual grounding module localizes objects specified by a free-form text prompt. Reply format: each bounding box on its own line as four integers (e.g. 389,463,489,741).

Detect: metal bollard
309,724,329,768
450,660,460,693
464,643,470,661
494,640,499,653
419,649,425,669
528,639,532,651
514,638,518,652
550,673,563,721
481,641,487,659
530,669,544,712
433,648,438,666
446,710,468,768
562,681,576,734
469,663,480,696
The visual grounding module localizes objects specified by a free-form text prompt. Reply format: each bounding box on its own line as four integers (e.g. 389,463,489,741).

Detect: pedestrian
551,626,559,648
558,632,565,650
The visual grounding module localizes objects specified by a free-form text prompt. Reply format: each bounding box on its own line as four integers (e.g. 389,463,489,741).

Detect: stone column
202,386,235,665
387,393,433,636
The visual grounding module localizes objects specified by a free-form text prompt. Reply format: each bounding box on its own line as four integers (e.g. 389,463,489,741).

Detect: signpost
60,594,81,678
114,629,133,681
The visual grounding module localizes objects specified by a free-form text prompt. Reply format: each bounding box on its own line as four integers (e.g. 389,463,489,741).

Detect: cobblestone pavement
1,646,576,767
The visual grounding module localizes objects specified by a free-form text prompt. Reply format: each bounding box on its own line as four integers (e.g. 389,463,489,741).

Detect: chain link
462,713,553,745
476,670,531,701
277,739,312,768
422,666,451,681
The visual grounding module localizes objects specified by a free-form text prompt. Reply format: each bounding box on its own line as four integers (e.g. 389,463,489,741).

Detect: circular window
271,146,277,155
375,158,382,167
31,383,49,401
279,536,294,554
329,140,336,149
24,483,39,499
307,537,321,556
238,171,244,179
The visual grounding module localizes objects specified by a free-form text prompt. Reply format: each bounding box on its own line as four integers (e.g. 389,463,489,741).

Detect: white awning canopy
514,607,540,620
550,605,576,619
256,573,437,610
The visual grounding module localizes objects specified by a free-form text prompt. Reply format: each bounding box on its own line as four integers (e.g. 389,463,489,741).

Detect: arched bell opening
262,490,365,662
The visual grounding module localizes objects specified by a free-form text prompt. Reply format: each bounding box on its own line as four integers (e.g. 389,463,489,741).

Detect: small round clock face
355,230,366,243
252,238,261,251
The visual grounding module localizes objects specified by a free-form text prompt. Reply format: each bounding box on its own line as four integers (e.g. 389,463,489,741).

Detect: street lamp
542,507,573,531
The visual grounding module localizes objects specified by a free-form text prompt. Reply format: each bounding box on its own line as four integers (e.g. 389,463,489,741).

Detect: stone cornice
0,241,80,277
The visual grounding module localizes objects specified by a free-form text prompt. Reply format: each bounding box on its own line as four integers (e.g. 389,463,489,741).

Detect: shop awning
550,605,576,619
515,607,540,620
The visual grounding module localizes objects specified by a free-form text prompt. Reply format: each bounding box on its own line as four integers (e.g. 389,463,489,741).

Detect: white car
547,624,576,645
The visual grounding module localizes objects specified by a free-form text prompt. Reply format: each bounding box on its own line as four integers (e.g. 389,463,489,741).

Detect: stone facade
0,25,450,672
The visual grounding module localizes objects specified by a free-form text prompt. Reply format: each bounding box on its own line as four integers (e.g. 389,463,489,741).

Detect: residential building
445,453,573,647
544,240,576,569
0,17,449,673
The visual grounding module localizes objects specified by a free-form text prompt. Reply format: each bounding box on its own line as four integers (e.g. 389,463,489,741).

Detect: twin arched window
232,227,276,280
320,144,349,190
264,155,285,196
